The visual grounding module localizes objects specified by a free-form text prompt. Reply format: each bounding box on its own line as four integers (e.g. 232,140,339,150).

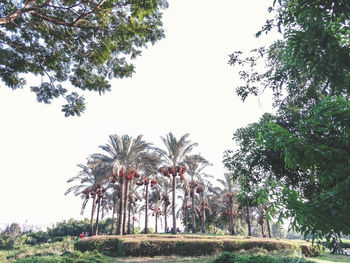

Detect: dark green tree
227,0,350,239
0,0,168,116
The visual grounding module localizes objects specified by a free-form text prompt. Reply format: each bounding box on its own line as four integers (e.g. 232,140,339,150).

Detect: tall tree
197,178,213,233
0,0,168,116
216,173,238,235
227,0,350,238
178,178,190,233
65,160,106,236
158,132,198,234
136,152,161,234
91,134,151,235
157,173,172,233
184,154,210,233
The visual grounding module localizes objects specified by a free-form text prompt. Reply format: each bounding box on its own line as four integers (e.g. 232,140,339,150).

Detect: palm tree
149,189,162,233
197,178,213,233
105,184,120,234
131,201,142,234
156,172,172,233
126,182,142,234
65,160,106,236
217,173,238,235
134,152,161,234
184,155,210,233
94,186,108,235
158,132,198,234
91,134,151,236
176,178,190,233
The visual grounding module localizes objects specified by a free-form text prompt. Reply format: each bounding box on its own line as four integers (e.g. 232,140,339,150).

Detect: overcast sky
0,0,278,228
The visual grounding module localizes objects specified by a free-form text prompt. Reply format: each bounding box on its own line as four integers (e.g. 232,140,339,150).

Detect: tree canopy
225,0,350,239
0,0,168,116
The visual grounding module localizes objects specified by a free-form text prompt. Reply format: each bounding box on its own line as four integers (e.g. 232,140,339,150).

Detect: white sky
0,0,278,228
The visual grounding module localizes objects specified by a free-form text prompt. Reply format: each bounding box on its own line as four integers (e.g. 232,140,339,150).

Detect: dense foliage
225,0,350,239
0,0,168,116
74,234,323,257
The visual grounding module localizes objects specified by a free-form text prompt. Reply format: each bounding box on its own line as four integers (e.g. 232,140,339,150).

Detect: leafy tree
0,0,168,116
227,0,350,239
47,218,89,238
259,96,350,237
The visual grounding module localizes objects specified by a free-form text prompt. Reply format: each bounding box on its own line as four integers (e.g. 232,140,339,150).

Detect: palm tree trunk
127,202,131,234
261,223,265,237
164,204,168,233
122,179,129,235
201,207,206,233
172,175,177,234
228,209,232,235
132,214,135,234
111,203,115,234
94,197,101,236
145,183,149,234
229,197,235,235
155,213,158,233
117,178,125,235
191,193,196,233
89,193,97,236
184,198,189,233
246,206,251,236
267,216,271,238
115,201,119,234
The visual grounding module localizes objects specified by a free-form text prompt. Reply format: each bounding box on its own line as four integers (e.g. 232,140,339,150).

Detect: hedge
74,235,323,257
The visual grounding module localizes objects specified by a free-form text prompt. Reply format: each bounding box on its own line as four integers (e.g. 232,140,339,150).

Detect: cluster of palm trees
65,132,274,237
66,132,214,236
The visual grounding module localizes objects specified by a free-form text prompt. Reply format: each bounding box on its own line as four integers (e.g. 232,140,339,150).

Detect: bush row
74,236,323,257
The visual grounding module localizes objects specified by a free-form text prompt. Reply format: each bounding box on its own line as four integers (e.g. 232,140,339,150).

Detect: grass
113,256,215,263
3,235,347,263
307,253,350,263
112,254,350,263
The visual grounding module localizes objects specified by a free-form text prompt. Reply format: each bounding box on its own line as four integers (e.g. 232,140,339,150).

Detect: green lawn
112,254,350,263
307,254,350,263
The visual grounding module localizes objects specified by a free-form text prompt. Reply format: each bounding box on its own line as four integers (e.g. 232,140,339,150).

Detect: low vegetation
74,234,323,258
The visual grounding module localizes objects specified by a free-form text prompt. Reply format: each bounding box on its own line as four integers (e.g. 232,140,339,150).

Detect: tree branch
0,0,105,27
0,0,51,25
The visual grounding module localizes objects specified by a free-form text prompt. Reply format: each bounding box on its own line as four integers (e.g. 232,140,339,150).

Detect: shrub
212,251,238,263
25,231,50,245
47,219,90,238
340,240,350,248
0,233,15,250
74,235,321,258
300,244,323,257
0,251,9,263
121,239,223,257
74,237,119,253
